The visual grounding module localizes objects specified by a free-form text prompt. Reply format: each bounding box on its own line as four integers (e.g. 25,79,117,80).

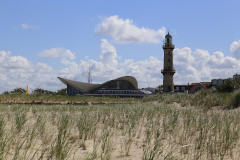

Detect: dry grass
0,93,140,105
0,103,240,159
144,89,240,109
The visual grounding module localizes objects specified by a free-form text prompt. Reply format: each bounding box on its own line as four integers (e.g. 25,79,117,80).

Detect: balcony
163,44,175,48
162,43,175,48
161,67,176,73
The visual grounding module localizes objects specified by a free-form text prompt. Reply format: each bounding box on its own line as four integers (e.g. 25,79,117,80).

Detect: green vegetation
2,88,240,109
0,93,139,104
0,103,240,159
3,87,26,94
143,89,240,109
3,87,67,95
215,78,240,92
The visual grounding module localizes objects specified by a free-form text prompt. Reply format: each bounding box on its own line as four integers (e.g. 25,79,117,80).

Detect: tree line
3,88,67,95
215,78,240,92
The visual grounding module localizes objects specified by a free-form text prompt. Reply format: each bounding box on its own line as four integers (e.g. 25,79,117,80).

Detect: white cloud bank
173,48,240,84
38,47,76,59
1,39,240,93
0,51,54,93
230,40,240,60
100,39,118,66
95,15,166,44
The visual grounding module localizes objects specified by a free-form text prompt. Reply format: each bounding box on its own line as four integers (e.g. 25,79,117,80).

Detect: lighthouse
161,32,176,92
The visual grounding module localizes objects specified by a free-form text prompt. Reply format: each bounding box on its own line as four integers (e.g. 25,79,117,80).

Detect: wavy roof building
57,76,147,97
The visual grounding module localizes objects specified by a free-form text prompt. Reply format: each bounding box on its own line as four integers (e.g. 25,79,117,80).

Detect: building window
168,51,170,55
110,91,112,94
113,91,115,94
212,81,217,85
99,80,135,90
168,86,170,89
168,59,170,62
168,66,170,69
218,80,222,84
196,86,201,91
176,87,179,91
181,87,185,90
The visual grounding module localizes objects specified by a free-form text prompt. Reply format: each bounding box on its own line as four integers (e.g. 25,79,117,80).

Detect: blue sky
0,0,240,93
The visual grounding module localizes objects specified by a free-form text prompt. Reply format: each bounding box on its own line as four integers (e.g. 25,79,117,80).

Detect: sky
1,0,240,93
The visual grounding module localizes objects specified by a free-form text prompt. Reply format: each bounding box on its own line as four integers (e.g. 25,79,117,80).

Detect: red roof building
188,82,211,94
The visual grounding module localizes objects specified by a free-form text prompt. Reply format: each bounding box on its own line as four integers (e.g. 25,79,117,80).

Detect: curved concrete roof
57,76,138,93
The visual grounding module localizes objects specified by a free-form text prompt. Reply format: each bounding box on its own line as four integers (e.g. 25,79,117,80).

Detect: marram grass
0,103,240,159
0,93,140,104
143,89,240,109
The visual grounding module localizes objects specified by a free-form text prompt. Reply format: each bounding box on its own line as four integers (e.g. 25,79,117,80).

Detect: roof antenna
88,63,91,83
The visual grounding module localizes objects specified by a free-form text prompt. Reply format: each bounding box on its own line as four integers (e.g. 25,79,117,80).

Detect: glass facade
67,84,83,96
99,80,134,90
91,80,135,93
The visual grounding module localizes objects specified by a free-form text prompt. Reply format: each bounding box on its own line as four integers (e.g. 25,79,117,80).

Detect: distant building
233,74,240,80
57,76,149,98
211,79,226,89
174,85,189,94
189,82,211,94
211,74,240,89
142,87,160,94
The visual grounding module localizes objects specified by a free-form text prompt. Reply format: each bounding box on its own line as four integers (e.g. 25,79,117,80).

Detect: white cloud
121,56,163,84
174,47,194,64
0,51,57,93
0,51,32,70
22,23,40,29
38,47,76,62
194,49,210,60
36,62,53,73
207,51,239,69
61,59,71,65
100,39,118,66
173,47,240,84
95,15,166,44
230,40,240,59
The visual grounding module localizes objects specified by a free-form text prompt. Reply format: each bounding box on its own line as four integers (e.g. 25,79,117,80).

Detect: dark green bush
216,78,240,92
229,90,240,109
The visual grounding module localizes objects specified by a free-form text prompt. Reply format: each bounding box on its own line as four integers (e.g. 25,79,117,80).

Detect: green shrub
216,78,240,92
229,90,240,109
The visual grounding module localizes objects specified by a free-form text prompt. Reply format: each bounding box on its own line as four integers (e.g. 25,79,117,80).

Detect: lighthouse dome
165,32,172,38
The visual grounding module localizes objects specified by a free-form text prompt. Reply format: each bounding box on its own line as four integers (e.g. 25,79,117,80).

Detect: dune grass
0,93,140,104
143,89,240,109
0,103,240,159
1,89,240,109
